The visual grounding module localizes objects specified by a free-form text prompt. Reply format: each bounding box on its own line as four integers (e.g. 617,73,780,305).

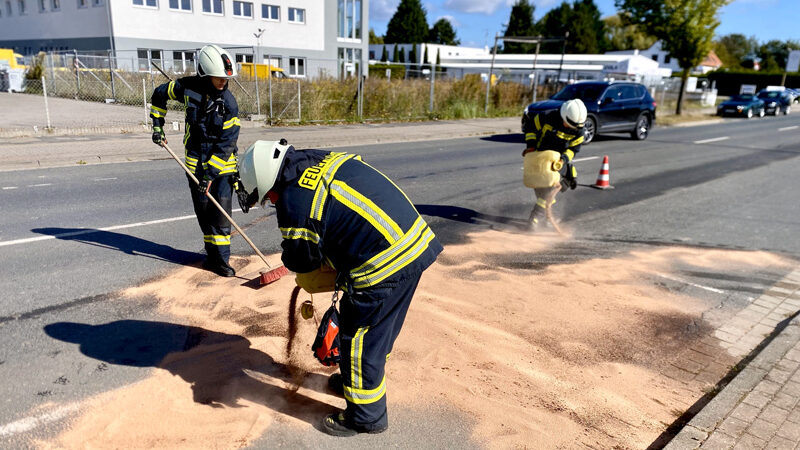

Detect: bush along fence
4,51,710,136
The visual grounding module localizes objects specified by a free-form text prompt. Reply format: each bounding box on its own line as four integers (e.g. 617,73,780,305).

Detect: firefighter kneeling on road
238,140,443,436
150,44,241,277
521,99,587,231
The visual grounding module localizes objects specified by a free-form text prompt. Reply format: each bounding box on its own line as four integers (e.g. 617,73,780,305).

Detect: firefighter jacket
150,76,240,179
273,148,442,291
522,109,585,163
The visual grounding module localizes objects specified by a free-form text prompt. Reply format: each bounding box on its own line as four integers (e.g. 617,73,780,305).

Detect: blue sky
369,0,800,50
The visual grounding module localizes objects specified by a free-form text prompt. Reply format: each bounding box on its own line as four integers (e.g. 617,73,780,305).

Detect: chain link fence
1,50,714,137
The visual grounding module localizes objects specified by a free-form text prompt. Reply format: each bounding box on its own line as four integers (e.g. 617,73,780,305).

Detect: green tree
617,0,730,115
757,39,800,72
409,45,418,67
502,0,536,53
369,28,384,44
536,1,572,53
393,44,400,62
603,14,657,51
399,47,406,63
713,33,759,70
381,45,389,62
569,0,608,53
385,0,429,44
428,18,460,45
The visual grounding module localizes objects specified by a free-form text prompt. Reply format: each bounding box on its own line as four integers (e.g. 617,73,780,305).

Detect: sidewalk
665,268,800,449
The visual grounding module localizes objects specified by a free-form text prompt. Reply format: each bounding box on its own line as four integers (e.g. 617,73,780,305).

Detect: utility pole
253,28,265,117
557,31,569,86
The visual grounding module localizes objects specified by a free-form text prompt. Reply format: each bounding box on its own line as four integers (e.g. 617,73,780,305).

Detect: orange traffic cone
591,155,614,189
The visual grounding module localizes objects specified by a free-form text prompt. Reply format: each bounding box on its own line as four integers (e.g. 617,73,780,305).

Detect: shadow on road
31,227,203,265
479,132,524,144
44,320,334,425
417,204,529,229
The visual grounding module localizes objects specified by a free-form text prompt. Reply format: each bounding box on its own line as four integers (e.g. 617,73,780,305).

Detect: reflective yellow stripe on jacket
223,117,240,130
202,153,238,175
280,227,320,244
349,216,436,289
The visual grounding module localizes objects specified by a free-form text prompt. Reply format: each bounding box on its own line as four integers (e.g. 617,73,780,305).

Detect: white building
0,0,368,78
369,43,672,84
606,41,723,75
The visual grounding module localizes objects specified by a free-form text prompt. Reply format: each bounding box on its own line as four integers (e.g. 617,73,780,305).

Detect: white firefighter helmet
238,140,292,204
560,99,587,128
197,44,237,78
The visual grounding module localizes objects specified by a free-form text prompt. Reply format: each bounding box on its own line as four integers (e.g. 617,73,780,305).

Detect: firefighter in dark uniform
238,140,443,436
150,44,241,276
521,99,587,230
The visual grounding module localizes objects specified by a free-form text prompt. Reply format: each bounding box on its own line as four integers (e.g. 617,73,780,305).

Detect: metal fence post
41,76,51,130
268,55,273,120
297,79,301,122
73,49,80,99
108,50,116,102
143,79,148,125
429,60,436,113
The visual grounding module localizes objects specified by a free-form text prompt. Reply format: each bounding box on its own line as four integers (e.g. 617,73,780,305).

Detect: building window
77,0,87,8
651,54,658,62
232,1,252,17
172,50,194,72
138,48,161,71
288,57,305,76
288,7,304,23
337,0,361,40
133,0,157,7
202,0,222,14
664,54,671,64
6,1,11,15
51,0,58,10
18,0,26,14
93,0,103,6
235,53,253,63
337,47,361,78
264,54,280,67
168,0,190,10
261,3,277,20
38,0,45,12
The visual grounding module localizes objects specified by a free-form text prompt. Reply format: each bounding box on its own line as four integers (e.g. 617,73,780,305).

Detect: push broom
160,141,288,285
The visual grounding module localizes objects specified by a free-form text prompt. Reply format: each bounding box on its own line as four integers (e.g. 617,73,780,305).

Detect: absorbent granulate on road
37,230,793,449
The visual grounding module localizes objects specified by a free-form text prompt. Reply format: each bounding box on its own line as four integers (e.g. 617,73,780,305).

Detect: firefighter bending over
521,99,587,231
238,141,443,436
150,45,241,276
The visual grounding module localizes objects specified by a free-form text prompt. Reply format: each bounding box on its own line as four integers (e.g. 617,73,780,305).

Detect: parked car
786,88,800,104
716,94,766,118
522,81,657,144
756,90,792,115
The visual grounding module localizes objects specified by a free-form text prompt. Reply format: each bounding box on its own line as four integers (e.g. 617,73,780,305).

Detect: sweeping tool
160,141,288,285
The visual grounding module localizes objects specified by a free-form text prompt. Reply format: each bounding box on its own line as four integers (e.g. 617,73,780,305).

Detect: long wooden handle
160,141,272,269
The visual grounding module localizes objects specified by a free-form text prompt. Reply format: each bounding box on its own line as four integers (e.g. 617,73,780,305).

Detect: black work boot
321,412,388,437
527,206,545,231
327,373,344,397
202,259,236,277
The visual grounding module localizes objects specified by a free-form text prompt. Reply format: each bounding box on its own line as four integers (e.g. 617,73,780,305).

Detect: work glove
197,175,213,195
152,126,166,145
296,264,338,294
233,176,252,213
560,163,577,192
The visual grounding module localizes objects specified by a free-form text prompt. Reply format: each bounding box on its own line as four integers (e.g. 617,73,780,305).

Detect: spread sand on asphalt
39,229,792,449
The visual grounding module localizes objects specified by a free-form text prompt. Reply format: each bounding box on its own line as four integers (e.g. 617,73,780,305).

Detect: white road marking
0,402,81,437
572,156,599,163
653,273,726,294
0,207,262,248
27,183,53,187
2,186,18,190
779,125,798,131
694,136,730,144
93,177,118,181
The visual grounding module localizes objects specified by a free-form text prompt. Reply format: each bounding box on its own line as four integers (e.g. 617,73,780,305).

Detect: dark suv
522,81,657,144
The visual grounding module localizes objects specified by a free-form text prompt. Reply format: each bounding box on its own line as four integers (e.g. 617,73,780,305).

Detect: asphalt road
1,115,799,447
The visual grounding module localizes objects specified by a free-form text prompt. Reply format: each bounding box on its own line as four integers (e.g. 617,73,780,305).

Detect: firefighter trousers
188,174,233,264
338,271,423,431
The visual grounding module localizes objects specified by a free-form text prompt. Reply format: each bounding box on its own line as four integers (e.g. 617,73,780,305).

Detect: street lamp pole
253,28,265,116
